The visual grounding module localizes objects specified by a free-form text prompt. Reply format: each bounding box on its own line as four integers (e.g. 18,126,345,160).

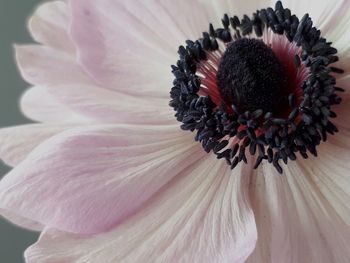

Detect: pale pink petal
247,135,350,262
16,46,172,125
15,45,175,125
20,86,89,123
47,84,174,124
0,210,43,232
0,124,75,167
28,1,75,53
25,159,256,263
0,125,213,235
69,0,210,97
15,44,90,87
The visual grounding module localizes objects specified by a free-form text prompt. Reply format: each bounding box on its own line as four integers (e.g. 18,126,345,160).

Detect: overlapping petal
20,86,88,123
0,210,43,232
28,0,75,53
1,0,350,262
25,160,256,263
47,84,175,124
69,0,211,97
15,44,90,87
0,124,76,167
0,125,212,234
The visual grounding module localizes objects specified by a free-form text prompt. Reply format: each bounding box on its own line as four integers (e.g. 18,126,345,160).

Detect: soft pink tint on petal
20,86,88,123
69,0,210,97
0,210,43,232
16,45,172,125
47,84,174,124
25,159,256,263
0,125,210,235
28,1,75,53
15,45,90,87
247,145,350,262
0,124,75,167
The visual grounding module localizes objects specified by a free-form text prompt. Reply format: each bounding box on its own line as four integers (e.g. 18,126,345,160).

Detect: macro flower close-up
0,0,350,262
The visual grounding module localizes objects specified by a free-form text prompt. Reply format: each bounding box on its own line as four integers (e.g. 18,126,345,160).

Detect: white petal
282,0,338,30
200,0,273,25
315,0,350,75
247,137,350,262
28,0,75,53
282,0,350,74
311,0,350,51
0,123,75,166
25,158,257,263
20,86,88,123
306,129,350,225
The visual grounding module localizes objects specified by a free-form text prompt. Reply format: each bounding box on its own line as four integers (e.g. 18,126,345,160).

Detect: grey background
0,1,43,262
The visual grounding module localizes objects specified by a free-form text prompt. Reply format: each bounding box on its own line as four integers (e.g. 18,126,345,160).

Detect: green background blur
0,1,43,262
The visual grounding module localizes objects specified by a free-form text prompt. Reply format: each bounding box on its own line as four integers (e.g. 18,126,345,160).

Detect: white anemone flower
0,0,350,262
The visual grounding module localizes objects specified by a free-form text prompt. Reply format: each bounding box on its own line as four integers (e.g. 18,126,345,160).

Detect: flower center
217,38,288,114
169,1,344,174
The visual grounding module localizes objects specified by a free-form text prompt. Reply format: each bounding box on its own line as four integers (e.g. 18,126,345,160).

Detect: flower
0,0,350,262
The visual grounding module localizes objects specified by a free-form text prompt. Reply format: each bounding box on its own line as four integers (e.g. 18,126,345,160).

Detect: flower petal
281,0,339,31
16,48,172,125
247,136,350,262
69,0,210,96
282,0,350,74
317,1,350,75
28,0,75,53
25,159,256,263
0,210,43,232
15,44,90,87
0,124,75,167
20,86,88,123
0,125,214,235
47,84,174,124
200,0,272,24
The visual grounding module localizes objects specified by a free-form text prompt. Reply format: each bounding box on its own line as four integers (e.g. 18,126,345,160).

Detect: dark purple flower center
169,1,344,174
217,38,288,114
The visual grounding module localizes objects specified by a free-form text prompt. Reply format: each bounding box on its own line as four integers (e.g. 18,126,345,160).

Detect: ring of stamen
169,1,344,174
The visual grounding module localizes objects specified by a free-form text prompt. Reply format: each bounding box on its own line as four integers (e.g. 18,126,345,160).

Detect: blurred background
0,1,43,262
